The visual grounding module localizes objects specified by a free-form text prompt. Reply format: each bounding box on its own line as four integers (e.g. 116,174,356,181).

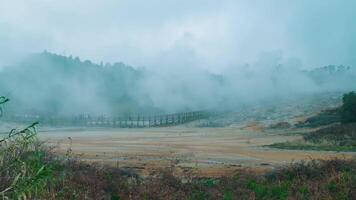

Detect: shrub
0,97,53,199
341,92,356,123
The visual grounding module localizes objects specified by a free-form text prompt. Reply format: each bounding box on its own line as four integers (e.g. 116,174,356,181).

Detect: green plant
223,189,233,200
341,91,356,123
0,123,48,197
190,190,207,200
297,185,309,200
199,178,219,187
247,179,268,199
0,97,55,199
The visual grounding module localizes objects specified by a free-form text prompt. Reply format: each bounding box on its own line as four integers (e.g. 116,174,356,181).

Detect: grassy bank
268,123,356,152
268,142,356,152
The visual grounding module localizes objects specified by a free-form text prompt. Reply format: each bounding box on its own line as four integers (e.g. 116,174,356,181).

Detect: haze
0,0,355,115
1,0,355,71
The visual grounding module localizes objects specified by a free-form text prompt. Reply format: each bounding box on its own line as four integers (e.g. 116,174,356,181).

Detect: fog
0,0,355,115
1,0,356,69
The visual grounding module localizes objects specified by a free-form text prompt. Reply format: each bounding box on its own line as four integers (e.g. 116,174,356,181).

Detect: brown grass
38,157,356,199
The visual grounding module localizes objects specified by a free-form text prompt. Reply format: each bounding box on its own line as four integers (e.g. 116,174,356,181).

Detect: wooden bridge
7,110,210,128
86,111,209,128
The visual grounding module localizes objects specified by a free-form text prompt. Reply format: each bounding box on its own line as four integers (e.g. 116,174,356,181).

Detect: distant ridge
0,51,156,116
0,51,355,117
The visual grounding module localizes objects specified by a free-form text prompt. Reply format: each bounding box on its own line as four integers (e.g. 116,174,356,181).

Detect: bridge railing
85,111,209,128
5,110,211,128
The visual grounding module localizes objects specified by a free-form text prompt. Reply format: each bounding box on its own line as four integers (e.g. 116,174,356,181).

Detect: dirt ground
39,125,356,177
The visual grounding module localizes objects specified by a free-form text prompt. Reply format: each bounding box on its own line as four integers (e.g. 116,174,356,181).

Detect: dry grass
269,123,356,152
2,96,356,199
1,126,356,199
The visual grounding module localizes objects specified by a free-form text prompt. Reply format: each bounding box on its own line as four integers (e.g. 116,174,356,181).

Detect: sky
0,0,355,72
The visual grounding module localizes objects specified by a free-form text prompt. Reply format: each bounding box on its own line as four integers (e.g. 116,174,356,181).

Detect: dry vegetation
269,123,356,152
1,128,356,199
2,94,356,199
269,92,356,152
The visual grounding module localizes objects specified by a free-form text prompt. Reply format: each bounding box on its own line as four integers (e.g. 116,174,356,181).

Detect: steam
1,0,355,69
0,1,355,115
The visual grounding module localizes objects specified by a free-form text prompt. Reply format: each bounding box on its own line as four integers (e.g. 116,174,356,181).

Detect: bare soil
39,125,356,177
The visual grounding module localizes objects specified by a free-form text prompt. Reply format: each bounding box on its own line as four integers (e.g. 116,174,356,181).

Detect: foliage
341,91,356,123
296,107,341,128
0,97,53,199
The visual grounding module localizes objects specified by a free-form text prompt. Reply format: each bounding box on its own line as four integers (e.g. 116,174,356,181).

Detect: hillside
306,65,356,90
0,52,157,116
0,52,355,118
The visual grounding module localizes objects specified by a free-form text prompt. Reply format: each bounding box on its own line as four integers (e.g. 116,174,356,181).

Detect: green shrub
223,189,233,200
0,97,53,199
341,91,356,123
190,190,207,200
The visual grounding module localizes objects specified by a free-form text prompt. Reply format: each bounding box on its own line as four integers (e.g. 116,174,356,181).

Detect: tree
341,91,356,123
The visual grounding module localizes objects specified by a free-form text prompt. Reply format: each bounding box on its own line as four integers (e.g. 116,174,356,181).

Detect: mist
1,0,356,68
0,0,356,116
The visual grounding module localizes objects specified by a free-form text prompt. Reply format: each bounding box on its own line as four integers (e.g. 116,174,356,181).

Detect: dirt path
39,127,356,177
